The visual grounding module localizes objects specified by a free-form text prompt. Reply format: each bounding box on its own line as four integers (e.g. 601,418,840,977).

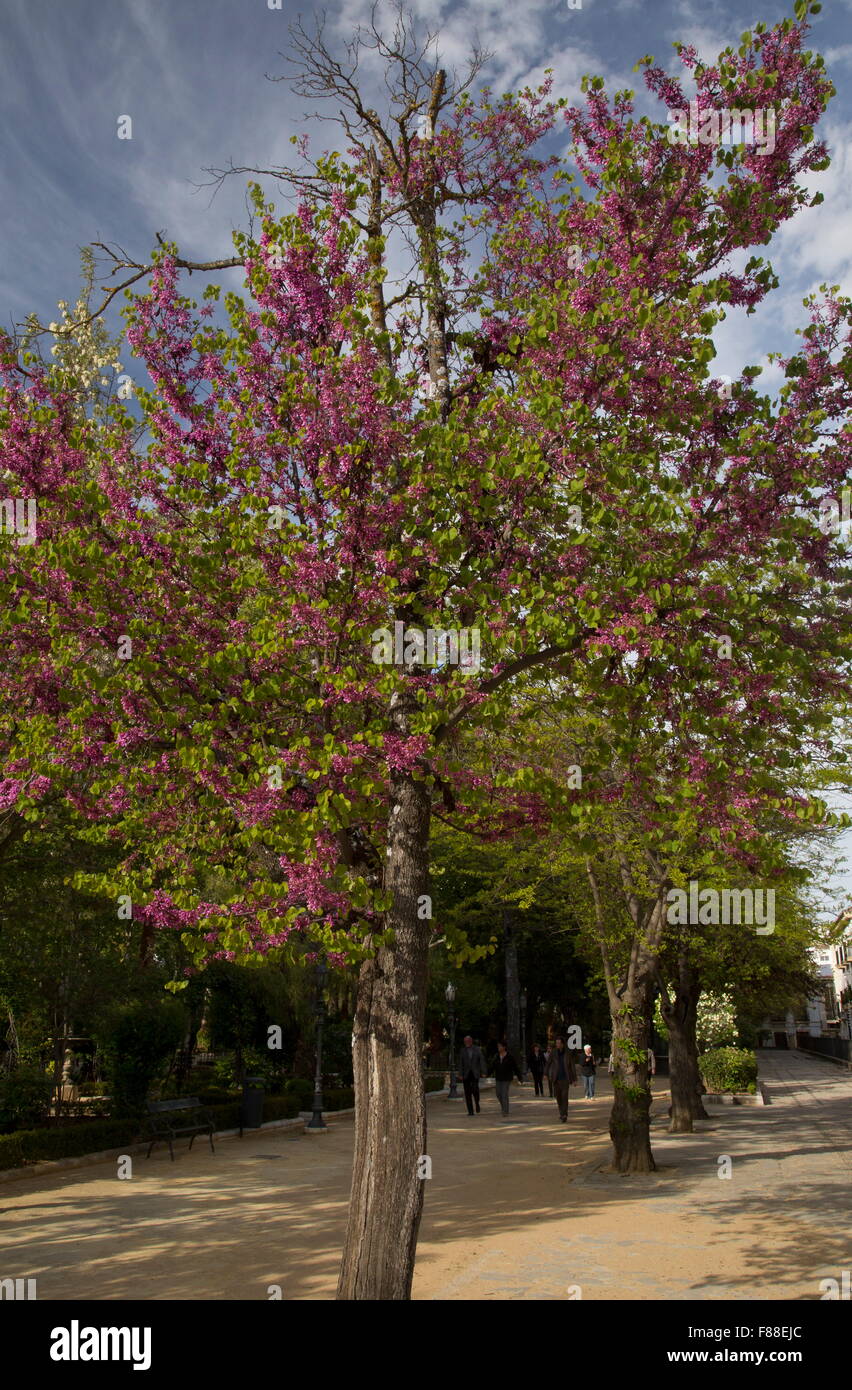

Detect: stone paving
416,1050,852,1301
0,1051,848,1300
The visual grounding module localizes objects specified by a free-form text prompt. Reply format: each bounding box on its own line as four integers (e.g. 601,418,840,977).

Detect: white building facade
760,915,852,1047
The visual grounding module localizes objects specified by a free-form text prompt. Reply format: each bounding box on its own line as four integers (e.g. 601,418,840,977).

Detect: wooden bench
146,1097,216,1161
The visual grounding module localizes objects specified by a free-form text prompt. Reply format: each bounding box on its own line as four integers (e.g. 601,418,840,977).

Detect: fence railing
799,1035,851,1062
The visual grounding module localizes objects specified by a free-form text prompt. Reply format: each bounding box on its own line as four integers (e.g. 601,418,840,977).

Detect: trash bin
241,1075,265,1131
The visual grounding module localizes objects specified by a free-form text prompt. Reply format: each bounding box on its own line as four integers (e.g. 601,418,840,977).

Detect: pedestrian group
456,1035,637,1120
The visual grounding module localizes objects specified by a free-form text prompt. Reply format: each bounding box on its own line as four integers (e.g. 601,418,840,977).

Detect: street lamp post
307,958,328,1131
519,989,527,1081
446,982,458,1098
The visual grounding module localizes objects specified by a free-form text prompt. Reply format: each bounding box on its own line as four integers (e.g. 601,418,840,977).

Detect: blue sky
3,0,852,341
1,0,850,914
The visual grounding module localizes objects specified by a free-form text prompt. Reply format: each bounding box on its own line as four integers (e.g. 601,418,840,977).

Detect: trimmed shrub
324,1087,354,1111
189,1087,238,1107
0,1086,351,1171
155,1083,238,1107
284,1077,314,1107
0,1118,141,1168
204,1102,242,1131
425,1075,446,1093
698,1047,758,1094
0,1133,24,1169
262,1095,302,1122
0,1067,52,1133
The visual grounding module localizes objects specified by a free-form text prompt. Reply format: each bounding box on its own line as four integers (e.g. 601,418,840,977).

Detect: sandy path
0,1053,848,1301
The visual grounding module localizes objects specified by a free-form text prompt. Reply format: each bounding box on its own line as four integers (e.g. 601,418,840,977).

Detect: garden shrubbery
324,1087,354,1111
0,1133,24,1168
0,1117,142,1168
0,1089,357,1169
698,1047,758,1094
262,1095,303,1122
95,998,187,1118
284,1077,314,1108
0,1066,53,1133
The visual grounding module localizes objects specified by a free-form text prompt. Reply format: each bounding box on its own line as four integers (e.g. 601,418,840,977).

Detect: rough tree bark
337,692,433,1300
659,955,708,1133
337,64,455,1300
586,860,662,1173
608,976,657,1173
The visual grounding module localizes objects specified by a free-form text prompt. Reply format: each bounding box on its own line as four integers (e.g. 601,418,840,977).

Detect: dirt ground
0,1052,849,1301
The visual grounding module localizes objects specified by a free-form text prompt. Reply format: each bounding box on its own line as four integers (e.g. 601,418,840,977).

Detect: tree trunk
139,917,155,967
662,961,708,1132
337,740,432,1300
608,987,656,1173
503,907,521,1062
337,71,448,1297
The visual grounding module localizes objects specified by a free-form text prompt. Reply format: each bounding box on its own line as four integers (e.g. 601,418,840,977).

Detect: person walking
528,1042,546,1097
543,1044,554,1097
647,1047,656,1089
580,1044,597,1098
492,1041,522,1117
458,1034,486,1115
546,1036,577,1121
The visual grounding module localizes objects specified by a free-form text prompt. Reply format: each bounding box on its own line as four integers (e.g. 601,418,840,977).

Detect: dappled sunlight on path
0,1053,849,1300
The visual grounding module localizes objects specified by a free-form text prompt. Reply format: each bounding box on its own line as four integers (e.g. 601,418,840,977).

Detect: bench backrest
147,1097,202,1114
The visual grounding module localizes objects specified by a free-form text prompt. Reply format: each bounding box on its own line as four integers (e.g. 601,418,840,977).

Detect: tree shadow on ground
0,1054,848,1301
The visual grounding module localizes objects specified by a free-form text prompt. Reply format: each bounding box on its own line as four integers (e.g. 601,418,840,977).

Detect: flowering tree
19,249,126,423
2,3,850,1295
696,993,738,1050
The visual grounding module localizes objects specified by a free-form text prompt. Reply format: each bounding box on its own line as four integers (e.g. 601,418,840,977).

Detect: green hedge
425,1075,446,1093
0,1118,142,1168
0,1089,356,1171
205,1102,242,1131
262,1095,302,1122
324,1087,354,1111
0,1133,24,1169
698,1047,758,1094
183,1086,236,1107
0,1067,53,1133
283,1077,314,1107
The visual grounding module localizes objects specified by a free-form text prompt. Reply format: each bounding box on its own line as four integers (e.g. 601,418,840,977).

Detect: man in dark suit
528,1042,546,1096
546,1036,577,1121
458,1034,486,1115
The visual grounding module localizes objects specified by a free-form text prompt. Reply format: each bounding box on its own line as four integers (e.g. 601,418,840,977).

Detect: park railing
799,1035,851,1062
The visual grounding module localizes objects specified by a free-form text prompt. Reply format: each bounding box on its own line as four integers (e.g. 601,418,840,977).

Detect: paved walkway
0,1051,849,1300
